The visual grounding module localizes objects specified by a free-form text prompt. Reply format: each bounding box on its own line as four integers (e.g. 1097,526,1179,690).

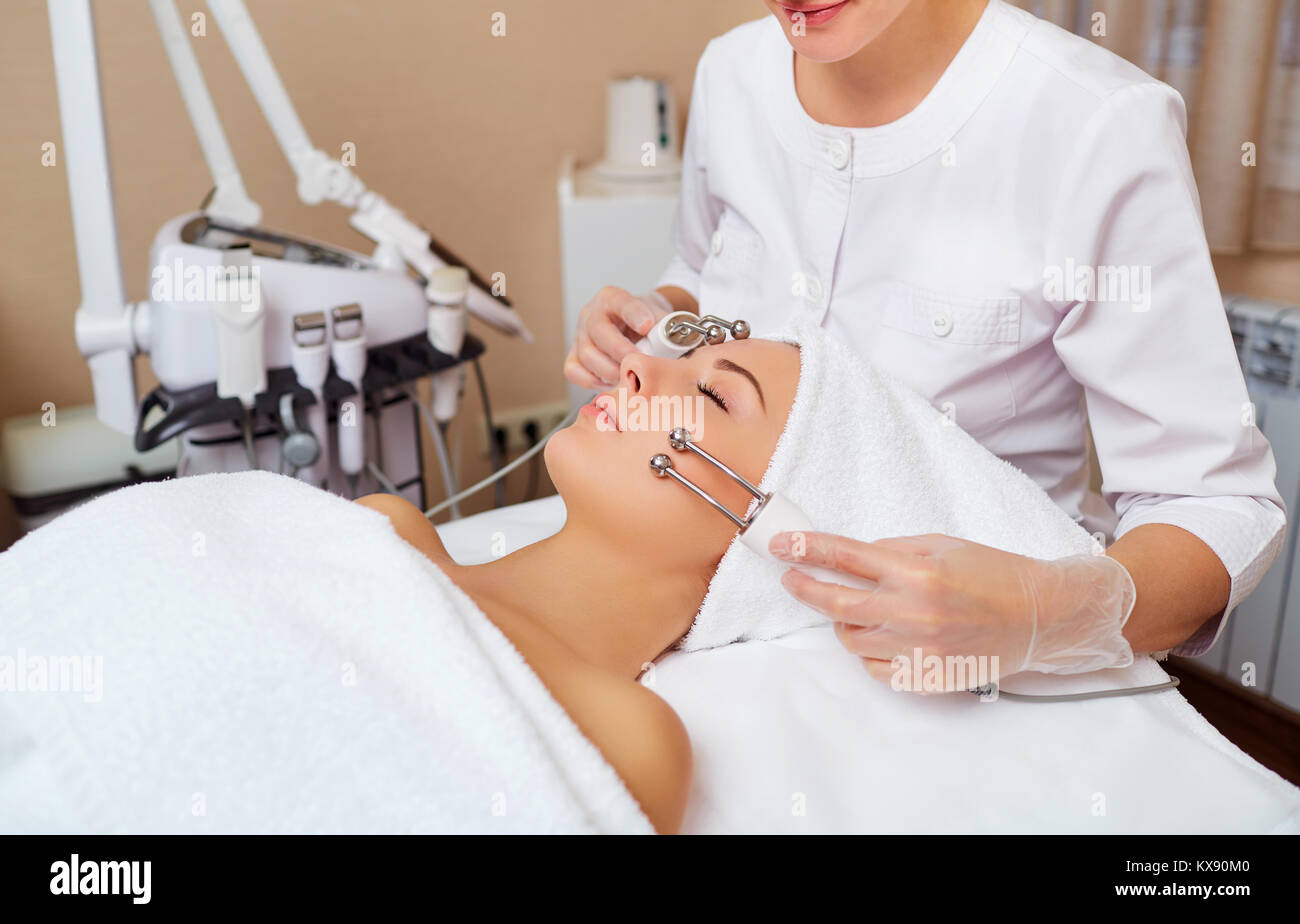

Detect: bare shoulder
355,492,691,832
354,493,451,565
574,671,693,835
629,684,694,834
472,603,694,833
513,636,692,833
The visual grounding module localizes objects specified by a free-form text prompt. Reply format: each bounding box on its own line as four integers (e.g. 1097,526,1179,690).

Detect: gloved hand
771,531,1138,689
564,287,675,389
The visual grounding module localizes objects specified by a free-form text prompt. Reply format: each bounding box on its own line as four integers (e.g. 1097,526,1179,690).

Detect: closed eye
697,380,728,412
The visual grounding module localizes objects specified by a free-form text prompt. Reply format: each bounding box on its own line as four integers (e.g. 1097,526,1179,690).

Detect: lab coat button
828,137,850,170
931,311,953,336
710,230,724,255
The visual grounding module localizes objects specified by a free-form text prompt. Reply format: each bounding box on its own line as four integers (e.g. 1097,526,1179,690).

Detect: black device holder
134,331,485,452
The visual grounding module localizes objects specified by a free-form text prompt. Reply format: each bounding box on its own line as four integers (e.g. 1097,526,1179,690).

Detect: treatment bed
1,473,1296,834
437,493,1300,834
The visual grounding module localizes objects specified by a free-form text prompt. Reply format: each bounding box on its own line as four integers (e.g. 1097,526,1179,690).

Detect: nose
618,350,654,397
619,348,698,407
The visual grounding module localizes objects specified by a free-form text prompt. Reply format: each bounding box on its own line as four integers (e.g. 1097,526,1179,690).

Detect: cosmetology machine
45,0,758,519
48,0,531,509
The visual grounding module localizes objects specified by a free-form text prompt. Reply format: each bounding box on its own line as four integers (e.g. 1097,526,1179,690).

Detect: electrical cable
371,396,384,474
424,408,577,520
968,676,1180,702
523,420,541,503
405,384,462,519
433,420,460,518
472,357,507,508
240,408,257,470
366,459,402,497
451,423,463,491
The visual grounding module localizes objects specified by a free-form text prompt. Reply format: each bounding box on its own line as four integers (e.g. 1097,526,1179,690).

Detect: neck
794,0,989,127
444,520,711,679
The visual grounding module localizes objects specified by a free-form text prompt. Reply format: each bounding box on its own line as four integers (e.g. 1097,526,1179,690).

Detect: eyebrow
679,346,766,411
715,358,766,411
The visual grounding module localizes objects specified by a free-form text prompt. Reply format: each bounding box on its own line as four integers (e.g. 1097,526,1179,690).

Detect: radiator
1190,296,1300,712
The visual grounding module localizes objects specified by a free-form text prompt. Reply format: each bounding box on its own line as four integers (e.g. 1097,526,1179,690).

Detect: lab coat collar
765,0,1032,178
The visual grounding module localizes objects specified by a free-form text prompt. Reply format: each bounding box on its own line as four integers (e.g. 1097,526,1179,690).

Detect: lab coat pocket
698,209,763,313
877,281,1021,431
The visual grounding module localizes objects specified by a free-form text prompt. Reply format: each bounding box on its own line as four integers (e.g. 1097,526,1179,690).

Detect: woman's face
763,0,914,63
546,338,801,575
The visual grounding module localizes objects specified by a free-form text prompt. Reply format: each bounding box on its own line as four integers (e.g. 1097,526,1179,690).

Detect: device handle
740,492,876,590
635,311,705,359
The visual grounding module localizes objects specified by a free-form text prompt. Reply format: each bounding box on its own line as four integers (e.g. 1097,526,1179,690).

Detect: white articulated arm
207,0,531,341
205,0,362,207
48,0,139,435
349,193,533,341
148,0,260,226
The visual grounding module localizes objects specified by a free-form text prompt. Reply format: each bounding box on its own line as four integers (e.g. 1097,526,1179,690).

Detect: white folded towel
0,471,651,834
683,316,1098,650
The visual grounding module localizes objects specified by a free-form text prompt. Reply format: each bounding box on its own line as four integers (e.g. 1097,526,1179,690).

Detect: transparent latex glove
564,287,675,389
771,531,1138,689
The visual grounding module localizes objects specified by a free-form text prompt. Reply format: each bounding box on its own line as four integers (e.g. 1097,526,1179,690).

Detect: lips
780,0,848,26
584,394,621,432
781,1,845,12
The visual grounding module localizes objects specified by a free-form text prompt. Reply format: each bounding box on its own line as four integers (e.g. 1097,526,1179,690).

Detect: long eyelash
696,380,728,412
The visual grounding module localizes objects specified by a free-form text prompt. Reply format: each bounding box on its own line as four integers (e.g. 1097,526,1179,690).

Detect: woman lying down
0,318,1103,834
353,333,799,833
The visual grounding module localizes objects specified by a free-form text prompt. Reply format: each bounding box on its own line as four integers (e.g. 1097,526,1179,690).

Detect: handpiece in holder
636,312,751,359
649,427,872,589
290,311,330,486
279,391,320,476
426,266,470,424
330,304,366,497
212,244,265,469
424,266,471,517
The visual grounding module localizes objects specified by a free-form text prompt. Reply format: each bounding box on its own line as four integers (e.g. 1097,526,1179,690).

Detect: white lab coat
657,0,1287,656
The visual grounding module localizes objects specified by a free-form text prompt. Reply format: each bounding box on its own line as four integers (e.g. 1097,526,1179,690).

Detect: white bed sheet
436,495,1300,834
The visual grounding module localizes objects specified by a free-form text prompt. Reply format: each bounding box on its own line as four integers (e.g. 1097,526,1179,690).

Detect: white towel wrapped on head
683,316,1098,651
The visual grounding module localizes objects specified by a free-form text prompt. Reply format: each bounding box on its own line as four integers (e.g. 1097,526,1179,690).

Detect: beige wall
0,0,763,543
1,1,1296,545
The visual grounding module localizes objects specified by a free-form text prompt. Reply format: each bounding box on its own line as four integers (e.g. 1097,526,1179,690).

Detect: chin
541,427,576,497
785,32,867,63
769,0,909,63
543,424,635,548
542,425,610,518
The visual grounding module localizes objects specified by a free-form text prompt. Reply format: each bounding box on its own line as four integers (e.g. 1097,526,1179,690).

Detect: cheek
547,428,748,563
666,450,761,539
545,430,674,526
620,437,744,558
690,424,779,507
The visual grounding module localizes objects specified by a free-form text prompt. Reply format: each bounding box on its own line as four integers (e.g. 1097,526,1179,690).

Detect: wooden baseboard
1164,656,1300,785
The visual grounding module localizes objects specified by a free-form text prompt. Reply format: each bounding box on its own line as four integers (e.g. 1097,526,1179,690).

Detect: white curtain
1012,0,1299,253
1253,0,1300,248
